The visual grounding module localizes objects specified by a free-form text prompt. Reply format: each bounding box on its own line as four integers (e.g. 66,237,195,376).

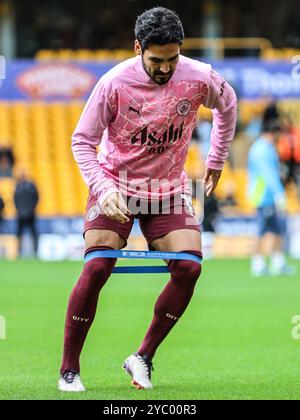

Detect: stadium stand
35,49,135,62
0,101,88,218
1,99,300,218
34,47,300,62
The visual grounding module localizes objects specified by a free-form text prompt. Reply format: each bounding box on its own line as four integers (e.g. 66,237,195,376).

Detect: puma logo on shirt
129,105,143,118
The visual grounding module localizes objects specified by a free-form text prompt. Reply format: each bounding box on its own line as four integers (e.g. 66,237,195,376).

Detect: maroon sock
60,246,116,373
138,251,202,361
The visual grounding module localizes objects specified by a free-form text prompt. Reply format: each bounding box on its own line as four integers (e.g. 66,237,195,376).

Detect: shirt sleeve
72,78,120,207
204,69,237,170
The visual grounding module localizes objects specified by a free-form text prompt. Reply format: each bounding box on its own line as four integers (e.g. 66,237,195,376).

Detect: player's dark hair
135,7,184,51
262,103,282,133
262,118,282,133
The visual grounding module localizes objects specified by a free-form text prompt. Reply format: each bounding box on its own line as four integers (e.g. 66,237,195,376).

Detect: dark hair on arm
134,7,184,51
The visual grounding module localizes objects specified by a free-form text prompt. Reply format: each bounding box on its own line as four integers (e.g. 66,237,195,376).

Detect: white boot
123,353,153,390
58,370,86,392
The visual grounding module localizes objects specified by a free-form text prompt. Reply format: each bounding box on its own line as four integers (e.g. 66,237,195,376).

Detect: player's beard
142,58,174,85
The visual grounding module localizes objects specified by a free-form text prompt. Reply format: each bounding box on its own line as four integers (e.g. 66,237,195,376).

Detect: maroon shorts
84,192,201,248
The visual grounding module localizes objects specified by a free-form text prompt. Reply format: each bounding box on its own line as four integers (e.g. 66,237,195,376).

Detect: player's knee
84,258,113,280
188,260,202,281
169,259,202,284
168,259,202,301
76,257,115,298
84,258,108,279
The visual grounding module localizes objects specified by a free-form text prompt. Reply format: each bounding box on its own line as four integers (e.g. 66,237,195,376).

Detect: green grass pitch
0,258,300,400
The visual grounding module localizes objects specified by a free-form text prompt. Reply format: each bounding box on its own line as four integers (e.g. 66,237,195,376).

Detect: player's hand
101,192,131,224
203,168,222,197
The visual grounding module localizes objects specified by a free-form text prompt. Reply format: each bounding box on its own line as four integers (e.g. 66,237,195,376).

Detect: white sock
251,255,267,273
270,252,286,272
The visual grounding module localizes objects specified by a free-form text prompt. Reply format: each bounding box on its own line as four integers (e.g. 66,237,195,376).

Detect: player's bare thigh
85,229,126,250
151,229,202,253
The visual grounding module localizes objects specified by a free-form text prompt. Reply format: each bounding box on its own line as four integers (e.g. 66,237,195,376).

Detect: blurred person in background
277,115,300,199
244,110,262,142
0,147,15,178
203,193,219,233
202,193,219,259
263,101,280,122
218,181,239,217
0,195,4,233
248,117,296,277
14,170,39,256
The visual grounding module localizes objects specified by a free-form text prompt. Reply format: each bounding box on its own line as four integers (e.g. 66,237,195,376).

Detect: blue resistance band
84,250,202,274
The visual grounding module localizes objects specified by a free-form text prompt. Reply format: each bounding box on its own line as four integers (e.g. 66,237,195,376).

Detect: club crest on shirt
176,99,192,116
86,204,101,222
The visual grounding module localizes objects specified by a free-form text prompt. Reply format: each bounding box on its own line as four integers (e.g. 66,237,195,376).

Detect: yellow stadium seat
185,142,204,179
286,183,300,214
0,102,12,145
0,178,16,218
76,50,96,61
57,50,77,61
35,50,59,61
